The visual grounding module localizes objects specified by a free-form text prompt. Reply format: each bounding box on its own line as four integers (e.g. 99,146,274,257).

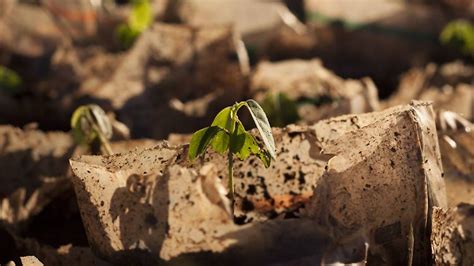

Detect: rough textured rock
438,122,474,207
76,23,247,139
70,142,239,262
431,204,474,265
0,3,62,62
204,125,327,223
1,21,248,137
0,125,74,198
19,256,43,266
175,0,291,50
0,177,69,224
0,124,159,227
385,62,474,120
0,126,75,232
0,124,159,198
70,125,333,261
251,59,380,124
305,101,446,265
0,42,122,129
68,148,334,264
70,101,445,264
109,139,160,155
419,85,473,121
301,0,458,98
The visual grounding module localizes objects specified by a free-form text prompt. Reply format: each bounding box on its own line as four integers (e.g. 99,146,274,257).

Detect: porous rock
0,125,74,198
438,123,474,207
70,142,238,262
305,101,446,264
70,101,446,264
20,256,43,266
431,204,474,265
385,62,474,120
79,23,247,139
251,59,380,124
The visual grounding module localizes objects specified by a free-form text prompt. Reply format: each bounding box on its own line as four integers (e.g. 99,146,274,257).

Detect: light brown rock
305,101,446,264
0,125,74,198
78,23,247,139
70,101,446,264
176,0,288,47
70,142,239,262
438,124,474,207
251,59,380,124
20,256,43,266
431,204,474,265
385,62,474,120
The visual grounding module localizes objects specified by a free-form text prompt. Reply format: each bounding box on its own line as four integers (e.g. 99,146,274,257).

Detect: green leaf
244,99,277,159
0,66,22,94
236,132,260,161
70,106,88,130
440,19,474,55
116,24,140,49
257,150,272,168
231,121,260,161
211,106,234,132
229,121,245,154
129,0,152,32
211,130,230,154
115,0,152,49
188,126,221,160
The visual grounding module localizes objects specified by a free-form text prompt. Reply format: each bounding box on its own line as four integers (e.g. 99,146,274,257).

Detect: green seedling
261,92,299,127
116,0,152,49
188,100,276,200
71,104,113,155
440,19,474,56
0,66,22,94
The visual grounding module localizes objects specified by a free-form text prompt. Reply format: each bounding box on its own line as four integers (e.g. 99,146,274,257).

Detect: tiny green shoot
261,92,299,127
440,19,474,56
0,66,22,94
116,0,152,49
71,104,113,155
188,100,276,200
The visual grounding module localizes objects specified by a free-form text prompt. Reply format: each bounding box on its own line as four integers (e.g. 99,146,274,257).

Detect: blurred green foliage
440,19,474,56
261,92,300,127
0,66,22,94
116,0,152,49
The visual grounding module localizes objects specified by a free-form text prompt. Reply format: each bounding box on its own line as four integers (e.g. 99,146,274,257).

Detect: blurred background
0,0,473,265
0,0,473,138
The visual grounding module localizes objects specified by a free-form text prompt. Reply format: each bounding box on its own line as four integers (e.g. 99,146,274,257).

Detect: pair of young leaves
70,104,113,147
189,100,276,167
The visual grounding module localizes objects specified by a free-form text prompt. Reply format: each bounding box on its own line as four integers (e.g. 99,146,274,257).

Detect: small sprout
440,19,474,56
71,104,113,155
0,66,23,94
116,0,152,49
261,92,299,127
189,99,276,201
